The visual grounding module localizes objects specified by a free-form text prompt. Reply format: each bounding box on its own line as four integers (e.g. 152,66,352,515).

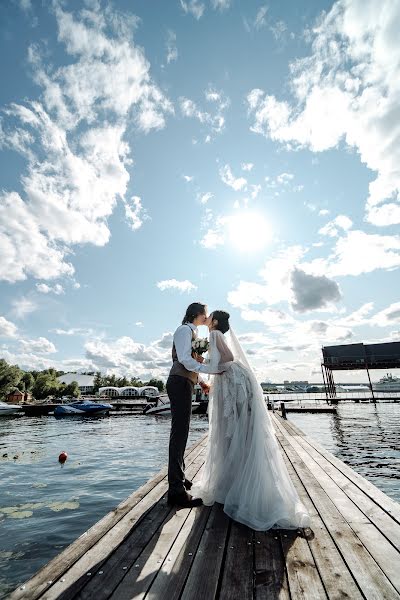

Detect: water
0,414,208,598
1,405,399,597
288,403,400,502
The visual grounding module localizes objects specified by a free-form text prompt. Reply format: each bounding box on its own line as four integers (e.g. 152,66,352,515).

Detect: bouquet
192,337,209,355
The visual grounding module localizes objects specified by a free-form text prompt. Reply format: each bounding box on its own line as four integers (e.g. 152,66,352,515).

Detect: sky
0,0,399,384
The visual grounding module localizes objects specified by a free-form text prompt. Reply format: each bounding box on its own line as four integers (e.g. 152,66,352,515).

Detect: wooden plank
276,415,400,523
218,521,254,600
9,436,206,600
278,436,363,599
180,503,230,600
274,419,400,593
254,531,290,600
280,530,327,600
273,421,400,600
46,445,207,600
283,424,400,551
144,505,212,599
108,457,207,599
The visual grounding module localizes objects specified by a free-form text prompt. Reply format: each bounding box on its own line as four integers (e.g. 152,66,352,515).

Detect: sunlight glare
227,212,271,253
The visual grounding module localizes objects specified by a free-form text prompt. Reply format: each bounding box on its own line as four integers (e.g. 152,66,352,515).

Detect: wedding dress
191,327,310,531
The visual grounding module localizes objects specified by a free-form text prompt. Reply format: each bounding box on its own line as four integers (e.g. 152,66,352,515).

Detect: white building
99,386,159,398
57,373,95,395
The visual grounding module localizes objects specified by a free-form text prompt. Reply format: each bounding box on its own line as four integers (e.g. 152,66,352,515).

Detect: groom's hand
199,380,210,393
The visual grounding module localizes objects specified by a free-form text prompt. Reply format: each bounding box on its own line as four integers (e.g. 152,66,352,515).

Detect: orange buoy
58,451,68,464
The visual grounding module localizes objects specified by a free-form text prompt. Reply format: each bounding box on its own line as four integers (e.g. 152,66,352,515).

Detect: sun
226,211,271,253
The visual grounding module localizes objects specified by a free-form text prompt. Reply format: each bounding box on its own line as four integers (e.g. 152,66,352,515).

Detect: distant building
57,373,95,395
6,389,32,404
99,386,159,398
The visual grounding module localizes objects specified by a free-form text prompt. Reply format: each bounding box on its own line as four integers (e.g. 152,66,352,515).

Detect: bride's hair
212,310,230,334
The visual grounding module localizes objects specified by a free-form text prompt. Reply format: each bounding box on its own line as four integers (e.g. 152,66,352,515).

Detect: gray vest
169,324,198,385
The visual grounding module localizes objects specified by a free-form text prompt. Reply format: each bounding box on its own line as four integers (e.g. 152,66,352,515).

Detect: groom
166,301,214,508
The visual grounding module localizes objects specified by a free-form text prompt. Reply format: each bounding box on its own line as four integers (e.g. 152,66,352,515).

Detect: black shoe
167,491,203,508
184,478,193,490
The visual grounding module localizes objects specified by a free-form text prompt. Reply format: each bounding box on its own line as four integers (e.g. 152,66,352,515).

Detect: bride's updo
212,310,230,334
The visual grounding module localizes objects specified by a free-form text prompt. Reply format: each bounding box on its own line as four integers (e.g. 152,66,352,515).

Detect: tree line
0,358,165,402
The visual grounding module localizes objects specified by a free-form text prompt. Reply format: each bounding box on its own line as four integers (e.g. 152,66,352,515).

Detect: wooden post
280,401,287,419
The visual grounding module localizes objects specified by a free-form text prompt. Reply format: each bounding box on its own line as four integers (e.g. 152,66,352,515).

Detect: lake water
1,403,399,598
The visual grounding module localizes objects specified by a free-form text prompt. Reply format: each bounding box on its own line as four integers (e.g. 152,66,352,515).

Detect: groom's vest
169,325,198,385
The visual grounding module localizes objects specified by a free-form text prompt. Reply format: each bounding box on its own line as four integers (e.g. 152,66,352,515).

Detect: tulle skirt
191,362,310,531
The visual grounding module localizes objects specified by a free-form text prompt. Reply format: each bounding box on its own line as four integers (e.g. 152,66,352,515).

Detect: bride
191,310,310,531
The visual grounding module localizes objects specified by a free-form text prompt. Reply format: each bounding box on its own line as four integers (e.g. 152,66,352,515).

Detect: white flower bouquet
192,337,209,355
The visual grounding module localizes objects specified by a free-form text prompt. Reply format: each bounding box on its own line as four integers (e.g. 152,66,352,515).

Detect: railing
264,391,400,403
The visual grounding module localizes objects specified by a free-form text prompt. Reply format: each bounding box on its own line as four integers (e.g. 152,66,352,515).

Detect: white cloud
199,192,213,204
123,196,148,231
180,0,205,20
319,209,330,216
183,175,194,182
11,297,38,319
372,302,400,327
219,164,247,191
179,88,229,139
20,337,57,354
0,3,171,283
247,0,400,226
0,316,18,338
156,279,197,293
241,162,254,171
36,282,64,295
51,327,94,336
166,30,178,63
303,230,400,277
135,321,144,327
318,214,353,237
254,5,268,29
211,0,231,10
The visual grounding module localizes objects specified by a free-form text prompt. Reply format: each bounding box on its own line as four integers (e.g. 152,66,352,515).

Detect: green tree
63,381,80,398
32,372,62,400
21,372,35,392
93,371,103,393
0,359,23,399
144,378,165,392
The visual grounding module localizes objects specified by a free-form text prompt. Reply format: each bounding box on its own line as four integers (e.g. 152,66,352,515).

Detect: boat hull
143,401,201,416
54,402,112,416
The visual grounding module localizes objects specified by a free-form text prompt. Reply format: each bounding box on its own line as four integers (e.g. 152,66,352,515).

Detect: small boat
54,400,112,416
143,396,200,416
0,401,22,416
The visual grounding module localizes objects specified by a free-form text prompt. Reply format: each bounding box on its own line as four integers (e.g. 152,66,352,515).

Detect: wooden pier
8,415,400,600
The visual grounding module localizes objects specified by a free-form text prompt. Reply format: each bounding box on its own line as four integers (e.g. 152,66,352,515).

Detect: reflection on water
288,403,400,502
0,414,208,598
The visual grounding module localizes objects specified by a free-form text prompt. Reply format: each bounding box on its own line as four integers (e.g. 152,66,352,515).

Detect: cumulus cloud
246,0,400,226
36,283,64,295
372,302,400,327
0,316,18,338
319,215,353,237
156,279,197,292
20,337,57,354
0,2,171,283
290,267,342,313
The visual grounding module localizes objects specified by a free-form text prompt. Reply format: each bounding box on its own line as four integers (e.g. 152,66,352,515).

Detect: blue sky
0,0,399,383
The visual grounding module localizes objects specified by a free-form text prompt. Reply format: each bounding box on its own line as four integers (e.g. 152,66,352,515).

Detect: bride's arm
214,330,234,363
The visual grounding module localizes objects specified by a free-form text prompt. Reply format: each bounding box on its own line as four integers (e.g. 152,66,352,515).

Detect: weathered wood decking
8,414,400,600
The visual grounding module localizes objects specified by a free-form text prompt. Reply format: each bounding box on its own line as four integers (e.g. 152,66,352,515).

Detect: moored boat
54,400,112,416
0,401,22,416
143,396,201,416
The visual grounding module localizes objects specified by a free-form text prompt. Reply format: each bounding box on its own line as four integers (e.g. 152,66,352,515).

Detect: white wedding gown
191,328,310,531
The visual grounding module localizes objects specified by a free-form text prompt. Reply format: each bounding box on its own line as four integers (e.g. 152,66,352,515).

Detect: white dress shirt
173,322,218,374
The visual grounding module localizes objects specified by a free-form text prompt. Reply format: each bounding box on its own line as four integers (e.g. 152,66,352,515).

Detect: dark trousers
167,375,193,494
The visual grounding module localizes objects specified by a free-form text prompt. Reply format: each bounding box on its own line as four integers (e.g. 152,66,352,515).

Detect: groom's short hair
182,302,207,324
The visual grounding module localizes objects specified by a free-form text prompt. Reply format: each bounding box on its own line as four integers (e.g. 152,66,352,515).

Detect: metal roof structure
321,341,400,400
